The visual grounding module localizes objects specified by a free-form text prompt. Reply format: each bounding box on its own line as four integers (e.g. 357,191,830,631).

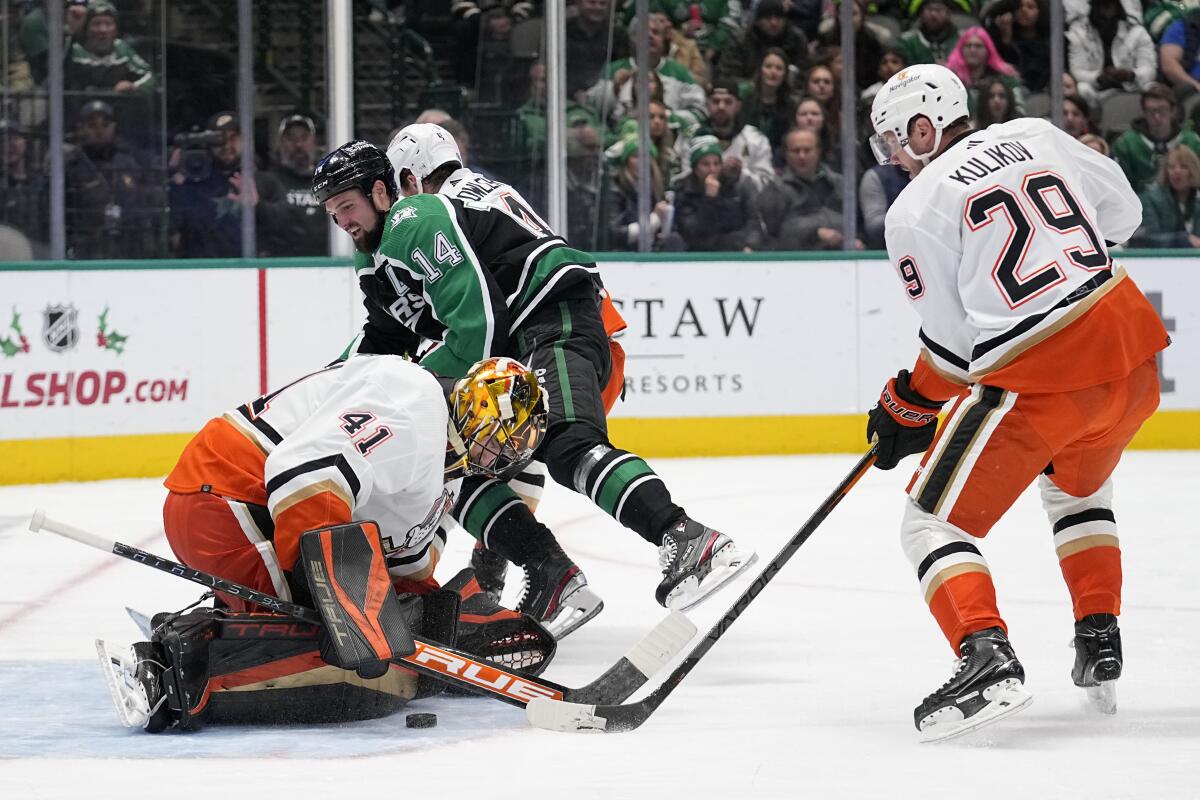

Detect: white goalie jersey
884,117,1144,390
174,355,459,585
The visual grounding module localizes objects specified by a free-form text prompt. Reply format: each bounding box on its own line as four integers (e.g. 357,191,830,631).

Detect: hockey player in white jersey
387,122,555,238
867,64,1170,741
99,355,557,732
163,354,546,605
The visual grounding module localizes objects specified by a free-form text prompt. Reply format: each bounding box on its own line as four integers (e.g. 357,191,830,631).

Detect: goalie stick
30,510,695,710
526,445,878,732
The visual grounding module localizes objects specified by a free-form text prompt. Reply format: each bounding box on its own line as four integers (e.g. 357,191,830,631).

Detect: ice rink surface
1,452,1197,799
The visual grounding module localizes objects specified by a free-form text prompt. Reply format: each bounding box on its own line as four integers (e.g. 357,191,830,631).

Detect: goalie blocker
297,521,419,675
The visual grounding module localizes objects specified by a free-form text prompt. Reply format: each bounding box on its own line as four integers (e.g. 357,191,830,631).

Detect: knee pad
1039,475,1114,524
572,443,615,496
1039,475,1117,554
900,499,990,601
543,425,610,489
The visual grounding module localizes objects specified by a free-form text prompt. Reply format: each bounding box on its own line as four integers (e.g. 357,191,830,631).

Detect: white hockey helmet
386,123,463,188
869,63,969,166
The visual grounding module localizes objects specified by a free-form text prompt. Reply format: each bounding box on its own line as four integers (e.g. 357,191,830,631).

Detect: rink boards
0,253,1195,483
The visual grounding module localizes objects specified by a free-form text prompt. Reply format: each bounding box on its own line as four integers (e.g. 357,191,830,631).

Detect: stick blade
29,509,45,533
526,697,608,732
526,697,654,734
624,610,696,677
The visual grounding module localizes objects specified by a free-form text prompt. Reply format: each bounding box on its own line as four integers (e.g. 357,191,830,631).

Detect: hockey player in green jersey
314,126,756,625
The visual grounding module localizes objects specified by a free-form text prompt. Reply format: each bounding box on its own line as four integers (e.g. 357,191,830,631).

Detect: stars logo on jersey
391,206,419,229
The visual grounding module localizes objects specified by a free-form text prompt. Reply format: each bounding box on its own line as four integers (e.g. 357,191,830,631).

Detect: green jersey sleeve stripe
508,263,600,333
505,236,567,306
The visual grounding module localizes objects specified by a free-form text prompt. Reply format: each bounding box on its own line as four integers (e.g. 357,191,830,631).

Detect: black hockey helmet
311,140,394,204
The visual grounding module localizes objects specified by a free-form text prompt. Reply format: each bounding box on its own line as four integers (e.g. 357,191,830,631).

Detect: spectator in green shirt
898,0,961,66
1112,83,1200,195
1134,144,1200,248
517,62,604,155
65,2,157,96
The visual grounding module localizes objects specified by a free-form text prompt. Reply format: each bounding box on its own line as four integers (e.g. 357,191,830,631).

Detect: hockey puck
406,712,437,729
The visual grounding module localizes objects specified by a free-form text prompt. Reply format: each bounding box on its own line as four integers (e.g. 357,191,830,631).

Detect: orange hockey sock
1058,544,1122,620
927,570,1006,651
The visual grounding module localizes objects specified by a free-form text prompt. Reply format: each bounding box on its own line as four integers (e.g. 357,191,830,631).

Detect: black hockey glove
867,369,944,471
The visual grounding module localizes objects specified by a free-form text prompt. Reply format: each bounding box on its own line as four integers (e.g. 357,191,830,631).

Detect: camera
172,130,225,182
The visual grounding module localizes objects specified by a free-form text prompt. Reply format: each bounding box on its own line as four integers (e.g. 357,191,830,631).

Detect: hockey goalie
97,355,558,732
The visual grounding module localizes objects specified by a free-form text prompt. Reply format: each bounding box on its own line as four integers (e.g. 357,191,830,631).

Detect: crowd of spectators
2,0,336,260
402,0,1200,253
8,0,1200,258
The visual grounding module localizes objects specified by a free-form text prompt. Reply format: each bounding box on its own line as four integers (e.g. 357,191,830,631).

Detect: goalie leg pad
138,608,420,731
299,521,417,671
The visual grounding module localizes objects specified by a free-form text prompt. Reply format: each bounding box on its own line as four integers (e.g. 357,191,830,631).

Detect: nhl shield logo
43,303,80,352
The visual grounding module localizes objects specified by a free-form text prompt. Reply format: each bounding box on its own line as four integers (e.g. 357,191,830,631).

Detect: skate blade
919,682,1033,743
542,586,605,640
665,547,759,613
94,639,149,729
1083,680,1118,715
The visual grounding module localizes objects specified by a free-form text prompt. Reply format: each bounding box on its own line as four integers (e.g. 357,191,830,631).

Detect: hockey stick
526,445,878,732
29,510,695,710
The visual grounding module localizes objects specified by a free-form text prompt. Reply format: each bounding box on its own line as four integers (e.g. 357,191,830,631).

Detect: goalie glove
867,369,944,471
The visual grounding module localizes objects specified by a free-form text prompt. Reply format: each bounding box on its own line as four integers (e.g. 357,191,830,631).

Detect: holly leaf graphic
105,329,128,354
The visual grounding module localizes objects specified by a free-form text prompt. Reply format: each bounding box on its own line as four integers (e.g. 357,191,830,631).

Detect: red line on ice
0,530,165,634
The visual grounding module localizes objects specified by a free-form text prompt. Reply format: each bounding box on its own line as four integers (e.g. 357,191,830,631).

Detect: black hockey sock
453,477,562,568
571,445,684,545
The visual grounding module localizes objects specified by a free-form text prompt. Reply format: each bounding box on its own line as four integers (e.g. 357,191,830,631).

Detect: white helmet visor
869,130,904,166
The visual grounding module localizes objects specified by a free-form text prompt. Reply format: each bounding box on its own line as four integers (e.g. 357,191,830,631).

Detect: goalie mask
446,357,548,481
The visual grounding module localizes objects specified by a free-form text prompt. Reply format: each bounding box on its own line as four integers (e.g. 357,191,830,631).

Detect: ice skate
95,639,174,732
516,547,604,640
469,541,509,604
1072,613,1122,715
654,517,758,611
915,627,1032,743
